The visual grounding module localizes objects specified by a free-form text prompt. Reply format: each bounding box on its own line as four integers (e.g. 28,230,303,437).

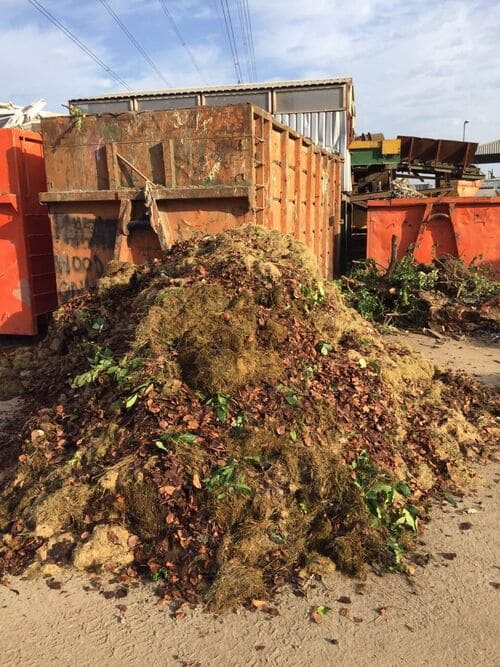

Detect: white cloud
1,0,498,143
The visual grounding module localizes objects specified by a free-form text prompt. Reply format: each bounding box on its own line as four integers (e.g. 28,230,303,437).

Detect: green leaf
317,605,330,616
290,430,298,442
396,482,412,498
443,491,458,507
285,393,299,407
233,483,253,496
319,341,333,356
298,500,308,514
155,440,169,452
125,393,139,408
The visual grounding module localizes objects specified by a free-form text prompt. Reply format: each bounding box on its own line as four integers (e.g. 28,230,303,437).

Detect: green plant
70,347,115,388
351,451,418,567
70,347,149,409
204,456,260,499
91,315,107,333
205,393,230,422
342,254,438,325
278,384,299,407
151,567,168,582
318,341,333,356
68,104,86,132
154,431,198,452
300,282,325,313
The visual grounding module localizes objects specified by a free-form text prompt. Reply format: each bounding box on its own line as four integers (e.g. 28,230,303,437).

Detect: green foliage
205,392,230,422
155,431,198,452
278,384,299,407
69,105,86,132
435,255,500,303
344,255,437,325
204,456,260,499
300,282,326,313
342,252,499,327
318,341,333,356
230,413,247,436
70,347,115,388
151,567,169,582
352,450,418,567
91,315,107,333
70,347,148,409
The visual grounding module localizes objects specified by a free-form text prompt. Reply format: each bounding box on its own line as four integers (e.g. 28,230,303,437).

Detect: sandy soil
0,338,498,667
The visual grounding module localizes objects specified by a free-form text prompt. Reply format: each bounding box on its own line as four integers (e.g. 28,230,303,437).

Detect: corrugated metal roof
70,77,352,103
475,139,500,156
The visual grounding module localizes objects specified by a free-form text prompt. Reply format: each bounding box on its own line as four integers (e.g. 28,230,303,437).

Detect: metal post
462,120,469,141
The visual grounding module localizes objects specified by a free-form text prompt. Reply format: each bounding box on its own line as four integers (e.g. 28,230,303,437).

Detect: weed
278,384,300,407
318,341,333,356
205,393,230,422
151,567,168,582
71,347,142,390
230,413,247,436
300,282,326,313
352,451,418,567
91,315,107,333
204,456,260,499
155,432,198,452
71,347,149,409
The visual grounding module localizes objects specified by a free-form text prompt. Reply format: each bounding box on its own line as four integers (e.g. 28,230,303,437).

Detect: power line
157,0,207,83
236,0,252,81
243,0,257,80
219,0,242,83
99,0,171,87
27,0,131,91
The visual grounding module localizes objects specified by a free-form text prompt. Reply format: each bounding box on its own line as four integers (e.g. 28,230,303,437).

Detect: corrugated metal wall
275,110,351,190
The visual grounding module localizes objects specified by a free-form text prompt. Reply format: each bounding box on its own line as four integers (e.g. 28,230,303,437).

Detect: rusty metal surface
69,78,355,190
41,104,342,304
398,135,478,169
367,197,500,276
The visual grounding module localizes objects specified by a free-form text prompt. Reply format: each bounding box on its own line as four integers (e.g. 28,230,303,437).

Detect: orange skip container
367,197,500,276
0,129,57,334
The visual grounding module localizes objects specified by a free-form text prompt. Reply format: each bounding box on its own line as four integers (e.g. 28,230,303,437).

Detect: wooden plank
40,185,251,203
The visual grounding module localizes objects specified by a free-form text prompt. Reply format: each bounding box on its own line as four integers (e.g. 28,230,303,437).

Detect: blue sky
2,0,499,143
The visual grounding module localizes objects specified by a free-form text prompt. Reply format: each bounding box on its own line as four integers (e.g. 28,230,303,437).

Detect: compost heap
0,226,497,610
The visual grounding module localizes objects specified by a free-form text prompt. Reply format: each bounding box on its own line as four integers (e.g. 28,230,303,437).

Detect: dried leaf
251,599,267,610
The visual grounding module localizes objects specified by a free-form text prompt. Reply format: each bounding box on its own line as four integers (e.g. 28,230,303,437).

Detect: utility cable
243,0,257,80
236,0,251,81
158,0,207,83
219,0,242,82
99,0,171,87
27,0,131,90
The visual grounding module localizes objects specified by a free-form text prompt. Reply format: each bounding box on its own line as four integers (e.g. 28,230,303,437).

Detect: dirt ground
0,336,499,667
